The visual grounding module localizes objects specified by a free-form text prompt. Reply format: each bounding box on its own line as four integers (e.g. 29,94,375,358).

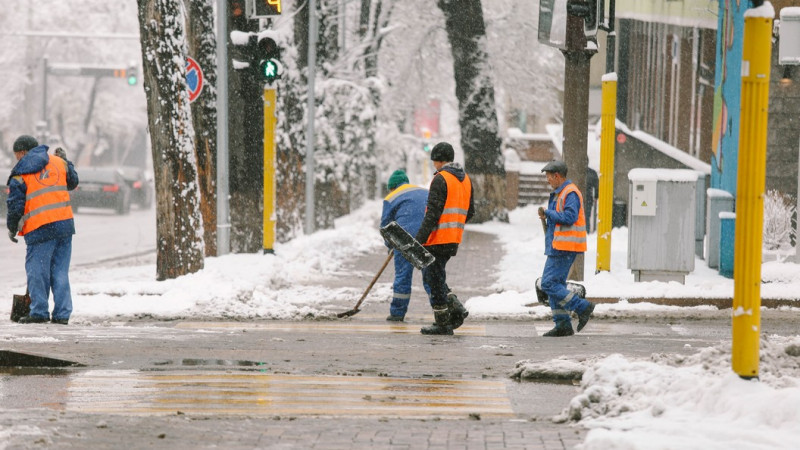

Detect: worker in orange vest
538,160,595,337
7,135,79,325
414,142,474,335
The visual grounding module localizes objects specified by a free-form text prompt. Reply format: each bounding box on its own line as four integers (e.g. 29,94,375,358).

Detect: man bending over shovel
414,142,473,335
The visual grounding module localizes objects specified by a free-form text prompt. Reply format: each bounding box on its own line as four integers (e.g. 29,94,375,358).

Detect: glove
8,230,18,243
54,147,67,160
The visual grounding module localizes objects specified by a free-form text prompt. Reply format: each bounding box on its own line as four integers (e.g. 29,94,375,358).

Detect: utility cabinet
628,168,698,284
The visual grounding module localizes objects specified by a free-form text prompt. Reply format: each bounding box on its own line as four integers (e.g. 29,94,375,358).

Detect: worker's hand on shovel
8,230,18,243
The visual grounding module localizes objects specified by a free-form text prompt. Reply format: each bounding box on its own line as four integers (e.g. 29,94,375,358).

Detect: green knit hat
387,170,409,190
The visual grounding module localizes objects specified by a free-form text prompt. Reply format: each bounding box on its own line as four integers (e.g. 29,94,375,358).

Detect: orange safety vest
552,183,587,252
18,155,73,235
424,171,471,246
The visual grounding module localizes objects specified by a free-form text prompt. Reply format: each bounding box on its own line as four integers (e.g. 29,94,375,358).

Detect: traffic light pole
263,86,277,254
563,10,596,282
216,0,231,256
304,0,318,235
40,57,49,143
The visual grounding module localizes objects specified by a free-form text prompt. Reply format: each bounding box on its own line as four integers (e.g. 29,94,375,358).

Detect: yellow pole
596,73,617,273
263,87,277,254
732,3,774,379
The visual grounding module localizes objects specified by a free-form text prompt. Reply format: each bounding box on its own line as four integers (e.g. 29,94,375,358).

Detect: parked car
72,167,131,215
119,166,153,209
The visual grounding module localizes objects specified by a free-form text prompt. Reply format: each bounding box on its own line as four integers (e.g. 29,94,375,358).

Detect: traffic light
422,129,432,152
126,64,138,86
567,0,603,37
247,0,282,18
255,34,282,84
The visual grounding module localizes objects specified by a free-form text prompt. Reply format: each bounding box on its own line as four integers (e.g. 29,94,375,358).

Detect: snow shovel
336,252,394,318
10,290,31,323
379,221,435,270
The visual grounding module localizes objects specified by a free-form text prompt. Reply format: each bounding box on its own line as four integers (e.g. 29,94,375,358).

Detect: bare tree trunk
137,0,205,280
437,0,507,223
184,0,218,256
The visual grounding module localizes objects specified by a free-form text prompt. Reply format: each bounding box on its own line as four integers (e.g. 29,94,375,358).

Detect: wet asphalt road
3,311,800,449
2,229,799,449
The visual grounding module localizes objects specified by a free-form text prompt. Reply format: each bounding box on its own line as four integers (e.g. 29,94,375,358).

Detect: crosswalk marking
65,371,514,418
174,321,487,336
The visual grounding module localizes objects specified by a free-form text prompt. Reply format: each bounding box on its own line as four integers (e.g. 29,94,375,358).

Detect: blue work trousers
26,236,73,321
390,250,431,316
540,253,591,326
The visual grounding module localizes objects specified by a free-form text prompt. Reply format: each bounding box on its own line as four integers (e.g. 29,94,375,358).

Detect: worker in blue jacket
7,135,79,325
380,170,431,321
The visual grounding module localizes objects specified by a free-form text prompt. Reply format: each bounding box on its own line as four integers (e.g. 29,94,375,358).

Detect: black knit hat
430,142,454,162
13,135,39,152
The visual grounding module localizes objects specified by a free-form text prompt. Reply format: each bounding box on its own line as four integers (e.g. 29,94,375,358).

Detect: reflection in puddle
64,370,514,418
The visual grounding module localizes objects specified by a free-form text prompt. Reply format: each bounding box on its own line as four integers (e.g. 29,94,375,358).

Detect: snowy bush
763,190,796,250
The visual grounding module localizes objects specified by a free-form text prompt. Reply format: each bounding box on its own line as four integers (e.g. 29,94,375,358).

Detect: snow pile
65,202,385,321
510,336,800,449
568,337,800,449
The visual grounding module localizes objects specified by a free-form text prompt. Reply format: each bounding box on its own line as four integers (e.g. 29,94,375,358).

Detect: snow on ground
3,200,800,448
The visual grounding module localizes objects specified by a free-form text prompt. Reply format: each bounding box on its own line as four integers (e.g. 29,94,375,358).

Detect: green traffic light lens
127,77,137,86
260,59,280,82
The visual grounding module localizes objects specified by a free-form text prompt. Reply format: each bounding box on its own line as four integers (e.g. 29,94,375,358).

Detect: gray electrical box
628,168,698,284
705,188,734,269
780,8,800,65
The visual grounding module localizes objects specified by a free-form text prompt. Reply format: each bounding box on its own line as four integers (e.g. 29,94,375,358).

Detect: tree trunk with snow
137,0,204,279
437,0,507,223
184,0,217,256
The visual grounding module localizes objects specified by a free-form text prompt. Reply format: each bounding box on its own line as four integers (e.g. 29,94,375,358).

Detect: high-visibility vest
18,155,73,235
424,171,471,246
552,183,587,252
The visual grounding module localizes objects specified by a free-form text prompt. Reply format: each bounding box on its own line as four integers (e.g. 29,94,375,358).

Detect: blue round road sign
186,57,204,103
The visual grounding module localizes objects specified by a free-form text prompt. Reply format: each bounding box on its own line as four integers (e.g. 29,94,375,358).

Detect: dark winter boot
542,322,574,337
446,293,469,330
577,302,595,332
420,306,454,335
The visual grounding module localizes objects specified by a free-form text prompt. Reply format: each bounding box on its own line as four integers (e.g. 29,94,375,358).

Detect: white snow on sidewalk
3,200,800,449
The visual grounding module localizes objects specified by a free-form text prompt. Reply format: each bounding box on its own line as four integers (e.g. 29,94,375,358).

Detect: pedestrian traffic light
126,64,138,86
256,34,282,83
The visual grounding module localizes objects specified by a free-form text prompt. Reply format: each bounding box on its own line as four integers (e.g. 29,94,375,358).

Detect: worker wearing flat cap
537,160,595,337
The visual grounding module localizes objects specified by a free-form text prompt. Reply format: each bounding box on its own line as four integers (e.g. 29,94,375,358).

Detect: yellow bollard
596,73,617,273
263,87,277,254
732,2,774,379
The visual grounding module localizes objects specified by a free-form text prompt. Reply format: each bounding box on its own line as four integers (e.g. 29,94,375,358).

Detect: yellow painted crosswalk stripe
174,321,486,336
66,370,513,418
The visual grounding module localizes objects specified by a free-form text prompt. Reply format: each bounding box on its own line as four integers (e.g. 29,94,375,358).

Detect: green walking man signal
256,35,282,84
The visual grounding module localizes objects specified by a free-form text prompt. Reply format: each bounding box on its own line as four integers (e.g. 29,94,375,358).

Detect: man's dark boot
421,306,454,335
577,302,595,332
446,293,468,330
542,322,574,337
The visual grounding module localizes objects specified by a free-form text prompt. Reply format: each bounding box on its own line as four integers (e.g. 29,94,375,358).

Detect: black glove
8,230,18,243
54,147,67,160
